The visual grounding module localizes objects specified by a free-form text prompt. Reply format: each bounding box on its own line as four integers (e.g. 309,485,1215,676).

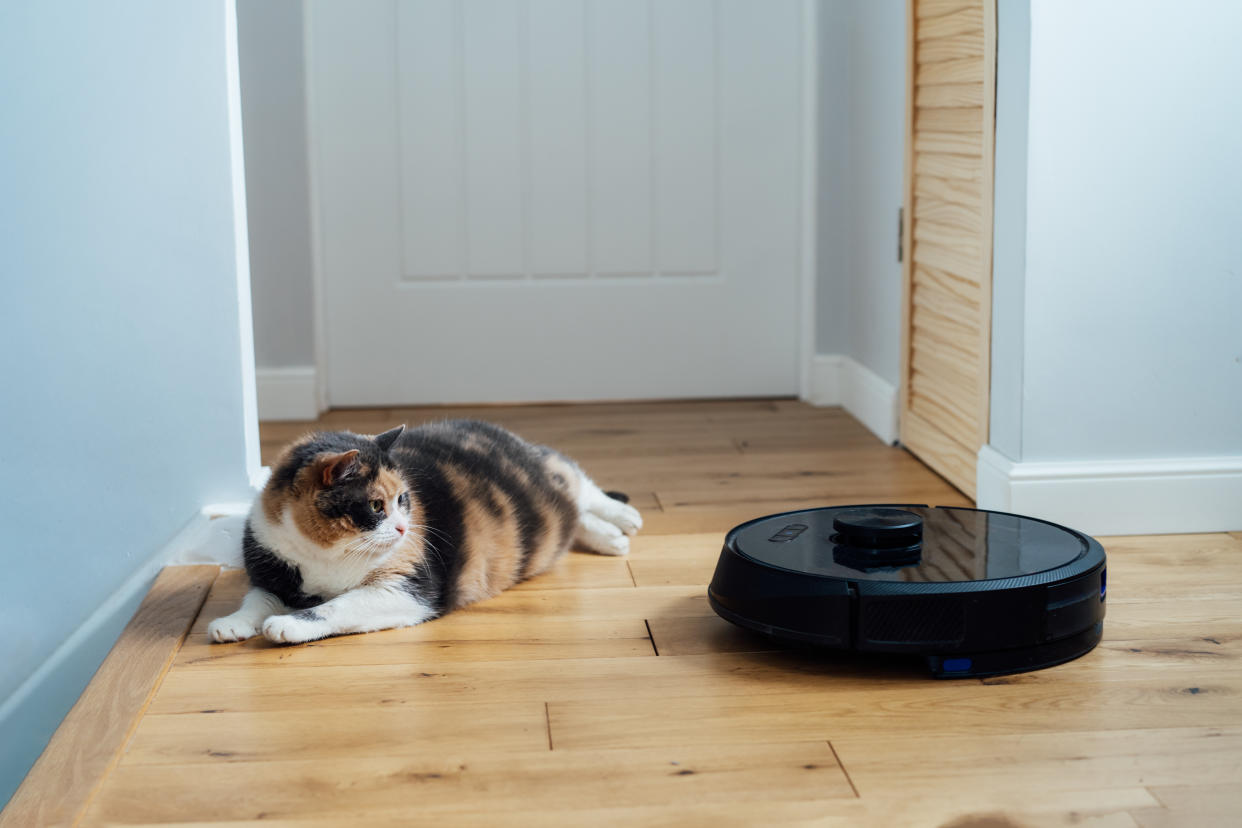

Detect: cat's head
261,425,414,555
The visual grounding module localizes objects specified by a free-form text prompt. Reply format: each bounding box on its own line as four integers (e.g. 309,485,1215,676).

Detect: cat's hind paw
262,612,327,645
207,615,259,643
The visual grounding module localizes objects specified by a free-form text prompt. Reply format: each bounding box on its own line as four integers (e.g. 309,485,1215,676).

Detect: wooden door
306,0,807,406
899,0,996,499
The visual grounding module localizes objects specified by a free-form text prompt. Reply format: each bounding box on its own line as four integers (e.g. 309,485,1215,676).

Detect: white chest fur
247,502,385,599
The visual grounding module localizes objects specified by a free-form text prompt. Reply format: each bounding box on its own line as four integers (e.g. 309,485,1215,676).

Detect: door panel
900,0,995,498
307,0,806,406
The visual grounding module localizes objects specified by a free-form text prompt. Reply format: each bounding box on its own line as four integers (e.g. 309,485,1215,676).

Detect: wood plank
908,364,977,430
914,193,983,235
916,105,983,134
901,407,976,496
147,651,929,716
84,743,854,823
915,150,982,180
909,373,978,450
832,727,1242,796
548,682,1242,751
909,354,979,423
913,128,982,155
915,0,975,20
917,55,982,85
912,235,982,275
911,309,981,370
509,554,635,591
916,30,984,65
177,624,656,669
916,81,984,108
123,703,550,765
646,615,779,656
627,556,715,588
77,789,1159,828
916,4,983,41
911,291,982,358
108,788,1153,828
913,219,984,263
979,637,1242,686
0,565,219,828
913,260,982,305
915,171,982,208
1105,598,1242,641
1132,784,1242,827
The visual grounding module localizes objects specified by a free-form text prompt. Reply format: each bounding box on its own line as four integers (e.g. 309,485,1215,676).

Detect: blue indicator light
942,658,972,672
1100,569,1107,600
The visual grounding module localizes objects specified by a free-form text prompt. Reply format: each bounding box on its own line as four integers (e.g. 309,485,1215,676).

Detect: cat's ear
375,425,406,453
317,449,360,487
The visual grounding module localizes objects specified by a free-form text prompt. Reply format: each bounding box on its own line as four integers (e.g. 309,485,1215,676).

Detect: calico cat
208,420,641,644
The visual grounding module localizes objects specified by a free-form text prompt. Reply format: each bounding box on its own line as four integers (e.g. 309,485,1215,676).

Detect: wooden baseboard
0,566,219,828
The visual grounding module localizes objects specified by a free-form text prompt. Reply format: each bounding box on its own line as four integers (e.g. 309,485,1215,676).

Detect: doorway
305,0,813,406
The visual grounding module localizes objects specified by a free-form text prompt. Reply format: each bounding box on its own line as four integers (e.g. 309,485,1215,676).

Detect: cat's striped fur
208,420,641,645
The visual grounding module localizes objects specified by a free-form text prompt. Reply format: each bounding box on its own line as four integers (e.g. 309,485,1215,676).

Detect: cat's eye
369,499,385,514
398,492,410,509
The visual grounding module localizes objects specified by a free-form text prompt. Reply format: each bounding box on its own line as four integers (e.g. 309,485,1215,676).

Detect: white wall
839,0,906,389
0,0,256,805
983,0,1242,533
238,0,316,372
813,0,906,441
988,0,1029,461
816,0,906,387
1021,0,1242,461
815,0,853,360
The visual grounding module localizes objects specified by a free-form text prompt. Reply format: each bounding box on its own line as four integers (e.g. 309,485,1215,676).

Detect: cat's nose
395,523,407,536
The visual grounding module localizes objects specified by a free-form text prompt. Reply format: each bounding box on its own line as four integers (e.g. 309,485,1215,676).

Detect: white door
307,0,808,406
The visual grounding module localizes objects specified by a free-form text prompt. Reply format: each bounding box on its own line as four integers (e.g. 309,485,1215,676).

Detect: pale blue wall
815,0,853,358
238,0,316,370
989,0,1031,461
0,0,254,806
816,0,906,385
1005,0,1242,461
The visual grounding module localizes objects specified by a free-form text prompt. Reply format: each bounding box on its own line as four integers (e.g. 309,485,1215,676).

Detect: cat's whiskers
341,532,398,563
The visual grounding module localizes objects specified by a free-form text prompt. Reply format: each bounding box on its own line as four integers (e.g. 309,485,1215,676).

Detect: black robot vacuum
708,505,1106,678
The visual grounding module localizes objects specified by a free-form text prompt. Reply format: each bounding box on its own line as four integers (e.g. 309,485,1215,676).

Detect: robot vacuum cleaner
708,505,1106,678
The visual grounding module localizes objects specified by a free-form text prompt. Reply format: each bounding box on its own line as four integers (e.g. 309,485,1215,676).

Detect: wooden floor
9,401,1242,826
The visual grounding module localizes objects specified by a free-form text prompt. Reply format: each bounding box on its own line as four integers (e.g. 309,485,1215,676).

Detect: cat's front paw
611,503,643,536
207,615,259,643
262,612,326,645
591,498,643,536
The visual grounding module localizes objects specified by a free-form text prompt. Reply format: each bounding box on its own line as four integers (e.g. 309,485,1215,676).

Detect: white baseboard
804,354,843,407
804,354,899,445
256,365,321,421
165,502,253,568
0,502,250,807
977,446,1242,535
